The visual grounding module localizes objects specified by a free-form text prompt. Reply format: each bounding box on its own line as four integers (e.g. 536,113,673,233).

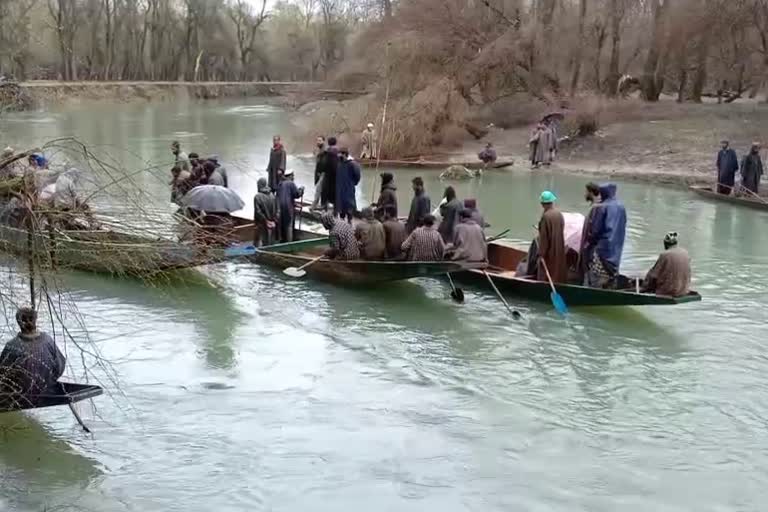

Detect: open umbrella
562,212,585,252
181,185,244,213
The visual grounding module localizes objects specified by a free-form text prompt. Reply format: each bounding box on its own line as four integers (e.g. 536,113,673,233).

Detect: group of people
527,182,691,297
168,141,230,204
715,140,764,195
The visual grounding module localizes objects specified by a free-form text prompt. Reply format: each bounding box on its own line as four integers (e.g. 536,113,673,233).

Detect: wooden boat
359,158,514,170
242,236,485,285
689,185,768,211
455,240,702,307
0,222,222,276
0,382,103,413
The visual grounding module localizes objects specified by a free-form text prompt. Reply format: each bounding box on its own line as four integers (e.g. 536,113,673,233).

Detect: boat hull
359,159,514,170
689,185,768,211
0,382,103,413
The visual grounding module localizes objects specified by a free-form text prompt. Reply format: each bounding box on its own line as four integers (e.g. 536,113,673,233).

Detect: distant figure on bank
276,170,303,243
336,147,361,222
319,137,340,209
402,214,445,261
0,307,66,398
321,212,360,260
530,123,555,168
253,178,277,247
578,182,602,280
171,141,190,172
583,183,627,288
267,135,287,193
478,142,497,167
716,140,739,195
374,172,398,218
355,207,386,260
438,186,463,243
643,232,691,297
382,206,407,259
406,177,431,233
537,191,568,283
451,209,487,262
361,123,377,159
312,136,327,210
740,142,763,195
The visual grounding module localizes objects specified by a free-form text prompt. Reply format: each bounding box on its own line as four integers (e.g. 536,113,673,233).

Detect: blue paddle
224,244,257,258
540,259,568,315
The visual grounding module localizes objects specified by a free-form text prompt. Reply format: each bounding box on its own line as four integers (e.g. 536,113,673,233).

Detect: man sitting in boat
478,142,497,167
355,207,386,260
0,307,66,402
450,209,487,262
402,214,445,261
642,232,691,297
320,212,360,260
382,206,407,260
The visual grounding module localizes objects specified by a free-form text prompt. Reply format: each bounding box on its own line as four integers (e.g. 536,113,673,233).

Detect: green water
1,100,767,511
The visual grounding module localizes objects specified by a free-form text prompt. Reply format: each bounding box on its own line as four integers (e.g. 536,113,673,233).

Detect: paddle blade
224,244,256,257
283,267,307,278
551,291,568,315
450,288,465,303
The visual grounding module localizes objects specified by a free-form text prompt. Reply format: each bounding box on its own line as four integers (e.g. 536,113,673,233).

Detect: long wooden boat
0,382,103,413
0,222,222,277
689,185,768,211
240,236,485,285
455,240,702,307
359,158,514,170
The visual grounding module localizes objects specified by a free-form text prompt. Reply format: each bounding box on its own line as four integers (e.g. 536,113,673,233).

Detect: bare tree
228,0,269,80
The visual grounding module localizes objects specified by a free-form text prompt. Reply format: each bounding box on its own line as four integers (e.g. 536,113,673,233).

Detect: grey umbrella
181,185,244,213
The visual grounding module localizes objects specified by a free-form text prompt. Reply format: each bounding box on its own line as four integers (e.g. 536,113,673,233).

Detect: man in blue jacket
716,140,739,195
584,183,627,288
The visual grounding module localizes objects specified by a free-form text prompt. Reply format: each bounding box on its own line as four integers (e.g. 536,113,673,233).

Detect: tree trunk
690,32,711,103
605,0,621,96
640,0,666,101
569,0,588,96
382,0,392,18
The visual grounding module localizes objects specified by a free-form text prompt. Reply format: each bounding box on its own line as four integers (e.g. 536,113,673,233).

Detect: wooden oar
540,259,568,315
446,273,465,303
486,228,510,243
284,255,324,278
483,271,522,319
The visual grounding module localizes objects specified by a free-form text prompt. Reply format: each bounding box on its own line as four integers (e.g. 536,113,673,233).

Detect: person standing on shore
267,135,287,193
716,140,739,195
361,123,377,160
740,142,763,195
406,177,431,234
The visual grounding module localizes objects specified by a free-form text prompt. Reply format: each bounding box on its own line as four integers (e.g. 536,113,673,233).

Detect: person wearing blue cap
537,190,568,283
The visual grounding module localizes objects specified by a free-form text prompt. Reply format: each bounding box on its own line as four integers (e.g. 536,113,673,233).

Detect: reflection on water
2,100,768,511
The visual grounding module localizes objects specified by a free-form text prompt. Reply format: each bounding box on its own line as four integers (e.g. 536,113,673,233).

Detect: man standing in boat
253,177,277,247
740,142,764,195
0,307,66,401
716,140,739,195
171,141,190,172
276,170,304,243
406,177,431,234
583,183,627,288
537,191,568,284
267,135,287,193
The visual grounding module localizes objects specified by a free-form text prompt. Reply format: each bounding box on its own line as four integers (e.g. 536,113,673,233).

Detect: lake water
1,99,767,512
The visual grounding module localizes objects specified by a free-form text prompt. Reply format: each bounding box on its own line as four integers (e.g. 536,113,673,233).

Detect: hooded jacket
375,182,398,217
587,183,627,272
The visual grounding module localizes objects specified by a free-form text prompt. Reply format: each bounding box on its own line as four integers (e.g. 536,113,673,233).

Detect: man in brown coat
643,232,691,297
355,207,386,260
382,206,407,260
537,190,568,283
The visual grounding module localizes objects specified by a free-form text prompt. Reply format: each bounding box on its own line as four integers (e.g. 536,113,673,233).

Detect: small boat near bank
0,382,103,413
359,158,514,170
689,185,768,211
457,240,702,307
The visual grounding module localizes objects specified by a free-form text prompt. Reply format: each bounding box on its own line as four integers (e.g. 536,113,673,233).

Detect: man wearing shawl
583,183,627,288
643,232,691,297
537,191,568,283
740,142,764,194
716,140,738,195
266,135,287,193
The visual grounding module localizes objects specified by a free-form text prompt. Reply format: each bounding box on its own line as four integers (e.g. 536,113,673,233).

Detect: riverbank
10,80,322,110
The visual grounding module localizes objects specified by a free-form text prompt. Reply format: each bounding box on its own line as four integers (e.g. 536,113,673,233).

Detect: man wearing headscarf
276,170,304,243
0,307,66,398
253,177,277,247
583,183,627,288
438,186,463,243
537,191,568,283
266,135,287,193
355,207,386,260
740,142,764,195
374,172,397,218
451,209,487,262
336,147,361,222
406,177,431,234
321,212,360,260
643,232,691,297
361,123,377,159
716,140,739,195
